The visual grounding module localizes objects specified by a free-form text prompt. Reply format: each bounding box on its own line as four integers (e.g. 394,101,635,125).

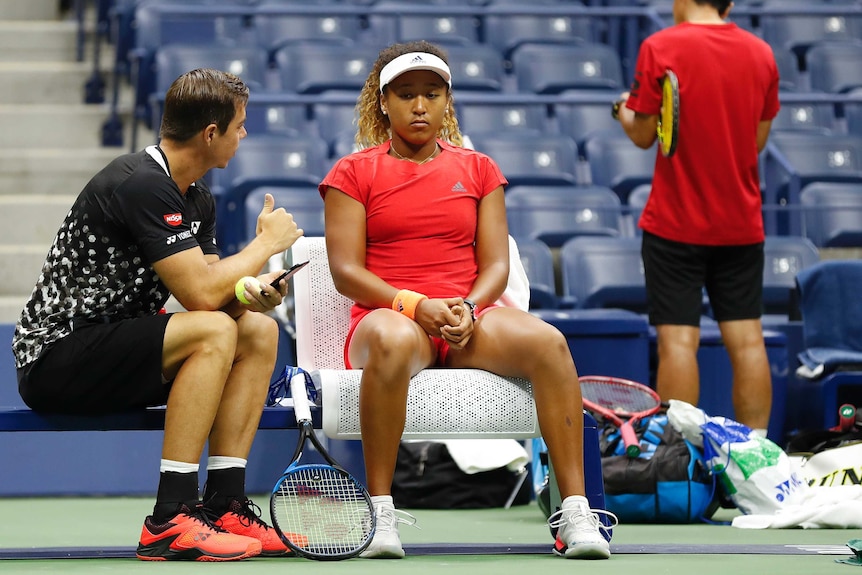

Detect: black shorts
17,314,173,414
641,231,764,326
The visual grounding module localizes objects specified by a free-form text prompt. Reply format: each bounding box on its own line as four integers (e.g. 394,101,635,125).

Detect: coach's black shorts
18,313,173,414
641,231,764,326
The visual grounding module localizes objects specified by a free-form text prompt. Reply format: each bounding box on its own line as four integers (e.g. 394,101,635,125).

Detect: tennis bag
599,413,716,523
391,441,531,509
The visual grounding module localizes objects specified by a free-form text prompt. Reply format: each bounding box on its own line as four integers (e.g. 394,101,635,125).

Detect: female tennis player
318,40,614,560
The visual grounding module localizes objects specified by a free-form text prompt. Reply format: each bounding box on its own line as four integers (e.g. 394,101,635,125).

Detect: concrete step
0,0,59,21
0,295,25,325
0,21,77,62
0,104,139,149
0,195,74,245
0,245,48,296
0,148,127,195
0,61,102,105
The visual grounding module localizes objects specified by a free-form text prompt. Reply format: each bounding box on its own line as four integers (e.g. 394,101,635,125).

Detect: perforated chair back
505,185,623,248
289,236,540,439
560,236,647,312
801,181,862,247
627,183,651,236
252,4,361,54
441,43,507,92
154,44,269,94
484,5,592,61
457,102,548,136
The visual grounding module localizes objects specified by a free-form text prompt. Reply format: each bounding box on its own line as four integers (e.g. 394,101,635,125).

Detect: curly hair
355,40,463,150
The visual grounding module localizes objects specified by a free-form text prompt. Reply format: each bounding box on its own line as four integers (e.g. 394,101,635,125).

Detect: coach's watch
463,298,478,321
611,99,625,120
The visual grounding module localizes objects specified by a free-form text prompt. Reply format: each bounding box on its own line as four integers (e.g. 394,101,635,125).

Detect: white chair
289,236,540,440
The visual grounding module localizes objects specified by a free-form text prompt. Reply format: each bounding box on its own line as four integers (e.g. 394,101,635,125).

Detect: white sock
206,456,247,471
561,495,590,510
370,495,394,507
751,428,768,439
160,459,199,474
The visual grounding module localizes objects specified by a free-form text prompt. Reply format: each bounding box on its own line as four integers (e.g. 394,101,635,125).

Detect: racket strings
273,466,373,557
581,381,658,414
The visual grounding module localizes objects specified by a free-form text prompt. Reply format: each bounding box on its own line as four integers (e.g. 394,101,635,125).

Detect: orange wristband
392,289,428,320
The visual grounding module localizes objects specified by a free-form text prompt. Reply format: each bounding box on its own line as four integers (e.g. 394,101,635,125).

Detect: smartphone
269,260,309,288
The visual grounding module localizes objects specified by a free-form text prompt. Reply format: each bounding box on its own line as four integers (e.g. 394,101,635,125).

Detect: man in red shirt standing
614,0,780,436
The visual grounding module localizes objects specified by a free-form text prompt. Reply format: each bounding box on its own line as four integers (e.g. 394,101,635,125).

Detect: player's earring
381,107,387,115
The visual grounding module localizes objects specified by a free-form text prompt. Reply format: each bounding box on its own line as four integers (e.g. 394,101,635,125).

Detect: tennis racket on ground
657,69,679,157
579,375,662,458
269,371,375,560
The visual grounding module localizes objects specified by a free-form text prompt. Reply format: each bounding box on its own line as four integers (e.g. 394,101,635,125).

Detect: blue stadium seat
626,183,651,236
457,101,549,136
131,1,250,132
313,98,359,156
252,0,362,57
773,46,801,92
439,43,507,92
511,42,625,94
584,133,655,204
513,238,559,310
559,236,646,312
244,185,325,242
554,100,626,157
847,88,862,138
483,0,592,62
367,1,481,46
760,0,862,61
762,235,820,316
153,44,270,94
470,133,580,187
764,132,862,234
806,41,862,93
771,101,836,134
274,43,379,94
800,181,862,247
505,185,623,248
212,134,330,254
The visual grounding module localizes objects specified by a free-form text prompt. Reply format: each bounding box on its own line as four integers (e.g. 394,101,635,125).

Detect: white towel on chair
441,439,530,474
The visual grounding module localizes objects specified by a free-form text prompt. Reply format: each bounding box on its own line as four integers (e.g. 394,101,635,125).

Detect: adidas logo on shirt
451,181,467,193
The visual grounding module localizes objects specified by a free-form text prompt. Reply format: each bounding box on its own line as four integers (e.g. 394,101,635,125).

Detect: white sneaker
359,502,417,559
548,496,616,559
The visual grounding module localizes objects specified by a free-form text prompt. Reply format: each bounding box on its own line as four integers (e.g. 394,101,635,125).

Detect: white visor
379,52,452,93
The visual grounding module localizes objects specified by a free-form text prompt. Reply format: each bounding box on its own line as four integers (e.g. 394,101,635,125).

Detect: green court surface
0,497,860,574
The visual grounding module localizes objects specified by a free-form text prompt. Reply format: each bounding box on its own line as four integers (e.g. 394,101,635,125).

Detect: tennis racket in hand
579,375,662,458
269,371,375,560
657,69,679,157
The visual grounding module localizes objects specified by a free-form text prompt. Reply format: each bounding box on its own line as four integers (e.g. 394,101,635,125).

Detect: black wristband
611,99,625,120
463,298,477,321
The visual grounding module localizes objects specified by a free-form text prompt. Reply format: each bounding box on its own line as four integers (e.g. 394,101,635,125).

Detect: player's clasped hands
417,297,473,350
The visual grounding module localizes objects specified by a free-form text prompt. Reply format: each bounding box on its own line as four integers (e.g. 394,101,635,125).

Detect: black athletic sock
202,467,246,514
152,471,200,523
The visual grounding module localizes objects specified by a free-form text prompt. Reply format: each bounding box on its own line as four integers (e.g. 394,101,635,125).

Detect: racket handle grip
290,372,312,423
620,423,641,458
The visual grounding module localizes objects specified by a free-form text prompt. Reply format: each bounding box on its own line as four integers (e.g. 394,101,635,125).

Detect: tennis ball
235,276,258,305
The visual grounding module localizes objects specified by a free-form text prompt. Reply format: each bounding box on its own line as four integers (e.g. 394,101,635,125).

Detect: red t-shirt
626,22,780,245
319,140,507,323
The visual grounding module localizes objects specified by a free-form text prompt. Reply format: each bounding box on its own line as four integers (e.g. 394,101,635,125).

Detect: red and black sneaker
213,497,308,557
136,503,262,562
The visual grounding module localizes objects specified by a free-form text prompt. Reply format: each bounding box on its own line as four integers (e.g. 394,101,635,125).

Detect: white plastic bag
667,400,808,515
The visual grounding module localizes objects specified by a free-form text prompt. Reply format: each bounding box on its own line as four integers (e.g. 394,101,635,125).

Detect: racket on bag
579,375,662,458
269,371,375,560
657,69,679,157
